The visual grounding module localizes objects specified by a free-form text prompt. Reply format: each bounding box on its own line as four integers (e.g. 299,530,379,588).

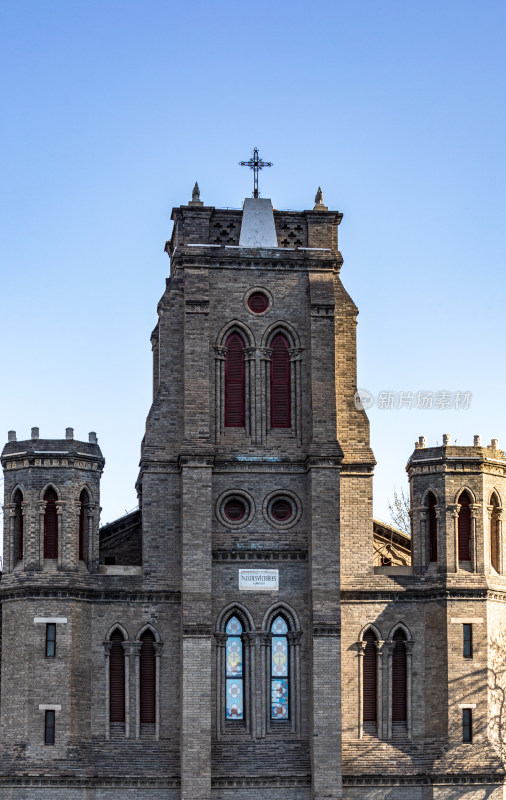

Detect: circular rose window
224,497,247,522
247,292,269,314
271,498,293,522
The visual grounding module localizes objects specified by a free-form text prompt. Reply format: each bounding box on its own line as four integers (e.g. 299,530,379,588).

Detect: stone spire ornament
189,181,203,206
313,186,328,211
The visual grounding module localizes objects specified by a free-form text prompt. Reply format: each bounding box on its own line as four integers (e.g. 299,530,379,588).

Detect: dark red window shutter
43,488,58,559
392,630,407,723
109,629,125,723
458,492,471,561
491,495,500,572
270,334,291,428
428,493,437,562
363,629,377,722
140,630,156,723
14,489,23,562
79,490,87,562
225,333,245,427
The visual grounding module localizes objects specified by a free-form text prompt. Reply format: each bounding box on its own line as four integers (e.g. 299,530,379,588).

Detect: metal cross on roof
239,147,273,198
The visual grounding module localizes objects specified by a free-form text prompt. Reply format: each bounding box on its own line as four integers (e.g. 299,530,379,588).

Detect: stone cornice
341,587,506,603
0,586,180,604
213,549,307,562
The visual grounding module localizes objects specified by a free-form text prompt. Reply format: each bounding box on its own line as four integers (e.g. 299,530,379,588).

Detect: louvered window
140,630,156,724
458,491,472,561
225,333,245,427
363,629,377,722
490,494,500,573
78,489,88,562
109,629,125,723
270,334,291,428
14,489,23,562
43,488,58,559
428,492,437,562
391,630,407,723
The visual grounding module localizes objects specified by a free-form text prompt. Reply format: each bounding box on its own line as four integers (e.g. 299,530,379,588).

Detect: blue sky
1,0,505,528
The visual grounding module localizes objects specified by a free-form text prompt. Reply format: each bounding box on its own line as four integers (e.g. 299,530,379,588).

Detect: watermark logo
354,389,472,411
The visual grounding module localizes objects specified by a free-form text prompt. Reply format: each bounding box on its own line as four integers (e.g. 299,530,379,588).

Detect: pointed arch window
140,630,156,724
271,615,289,720
43,488,58,559
225,616,244,720
458,491,472,562
363,629,377,724
427,492,437,563
270,334,291,428
225,332,245,427
13,489,23,563
78,489,89,562
392,630,407,723
109,628,125,724
491,494,500,573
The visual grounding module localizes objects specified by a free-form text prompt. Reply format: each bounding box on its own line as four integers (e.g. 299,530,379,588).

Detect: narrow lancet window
458,491,472,562
491,494,500,573
392,630,407,724
13,489,23,562
225,616,243,720
140,630,156,724
363,629,377,724
225,333,245,427
270,334,291,428
271,616,289,720
79,489,88,562
427,492,437,562
109,629,125,723
43,488,58,559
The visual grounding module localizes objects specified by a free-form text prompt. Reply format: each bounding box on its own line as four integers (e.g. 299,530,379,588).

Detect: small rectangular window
46,624,56,658
104,556,116,565
463,624,473,659
45,710,55,745
462,708,472,742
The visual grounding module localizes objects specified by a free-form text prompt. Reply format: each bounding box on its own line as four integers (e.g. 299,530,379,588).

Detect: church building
2,169,506,799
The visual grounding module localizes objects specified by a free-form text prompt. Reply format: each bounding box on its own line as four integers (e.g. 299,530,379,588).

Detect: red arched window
491,494,500,573
43,488,58,559
270,334,291,428
363,629,377,723
225,333,245,427
140,630,156,724
109,629,125,723
392,630,407,723
14,489,23,562
427,492,437,563
458,491,472,562
79,489,88,562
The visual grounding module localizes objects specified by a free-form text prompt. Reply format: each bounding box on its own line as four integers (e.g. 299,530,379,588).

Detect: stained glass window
271,615,289,720
225,616,243,720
